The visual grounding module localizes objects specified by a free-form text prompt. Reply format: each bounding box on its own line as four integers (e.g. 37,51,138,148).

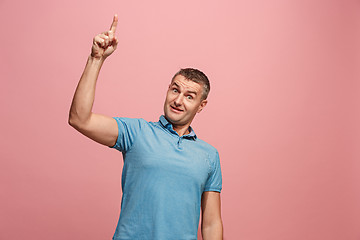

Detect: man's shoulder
194,137,218,154
113,116,164,132
113,117,152,125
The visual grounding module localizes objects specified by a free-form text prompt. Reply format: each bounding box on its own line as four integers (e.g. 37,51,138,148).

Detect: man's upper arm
70,113,118,147
201,191,222,225
201,191,223,240
204,150,222,192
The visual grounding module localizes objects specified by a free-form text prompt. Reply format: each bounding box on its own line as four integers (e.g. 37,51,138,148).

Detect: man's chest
123,131,211,187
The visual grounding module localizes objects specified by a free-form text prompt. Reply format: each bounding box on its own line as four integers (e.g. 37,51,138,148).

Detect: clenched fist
91,15,119,59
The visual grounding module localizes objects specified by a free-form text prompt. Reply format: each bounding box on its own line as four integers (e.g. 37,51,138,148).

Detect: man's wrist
88,55,106,65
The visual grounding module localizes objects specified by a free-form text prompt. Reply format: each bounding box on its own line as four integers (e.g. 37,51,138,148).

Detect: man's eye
172,89,178,93
187,95,193,100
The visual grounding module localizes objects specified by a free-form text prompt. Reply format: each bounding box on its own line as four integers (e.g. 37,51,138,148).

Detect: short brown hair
172,68,210,100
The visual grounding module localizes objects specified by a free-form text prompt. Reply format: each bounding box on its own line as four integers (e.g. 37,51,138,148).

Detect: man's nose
174,94,184,106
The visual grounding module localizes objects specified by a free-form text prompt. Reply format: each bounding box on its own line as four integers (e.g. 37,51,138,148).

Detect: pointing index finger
110,14,118,33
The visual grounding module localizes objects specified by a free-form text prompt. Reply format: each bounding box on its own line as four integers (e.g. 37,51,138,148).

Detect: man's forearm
201,220,223,240
69,56,104,125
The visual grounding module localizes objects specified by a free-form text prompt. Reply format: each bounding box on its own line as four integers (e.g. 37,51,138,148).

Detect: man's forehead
171,75,203,92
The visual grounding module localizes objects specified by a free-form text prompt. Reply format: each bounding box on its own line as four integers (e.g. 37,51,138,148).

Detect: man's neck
172,124,190,137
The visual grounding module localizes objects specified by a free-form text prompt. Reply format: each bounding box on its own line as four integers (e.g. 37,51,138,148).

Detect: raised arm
68,15,119,147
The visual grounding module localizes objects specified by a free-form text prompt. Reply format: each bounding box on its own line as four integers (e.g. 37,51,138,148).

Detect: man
69,14,223,240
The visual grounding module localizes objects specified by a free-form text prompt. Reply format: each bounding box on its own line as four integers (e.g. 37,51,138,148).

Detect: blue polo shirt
110,115,222,240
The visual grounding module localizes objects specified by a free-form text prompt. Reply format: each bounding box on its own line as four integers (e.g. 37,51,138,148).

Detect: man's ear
197,99,208,113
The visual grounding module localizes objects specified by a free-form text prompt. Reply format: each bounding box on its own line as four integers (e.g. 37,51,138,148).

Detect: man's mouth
170,105,184,112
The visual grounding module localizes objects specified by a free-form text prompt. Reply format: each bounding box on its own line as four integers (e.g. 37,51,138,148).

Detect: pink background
1,0,359,239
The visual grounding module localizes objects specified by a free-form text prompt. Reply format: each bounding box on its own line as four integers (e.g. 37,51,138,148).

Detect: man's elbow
201,219,223,240
202,219,223,230
68,113,79,128
68,113,87,130
68,115,75,127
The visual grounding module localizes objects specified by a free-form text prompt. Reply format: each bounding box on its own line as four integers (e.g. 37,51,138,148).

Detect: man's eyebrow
186,90,197,95
171,81,198,95
171,82,180,88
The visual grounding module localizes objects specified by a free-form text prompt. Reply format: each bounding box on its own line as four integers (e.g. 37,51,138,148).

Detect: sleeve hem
108,117,121,150
203,188,222,193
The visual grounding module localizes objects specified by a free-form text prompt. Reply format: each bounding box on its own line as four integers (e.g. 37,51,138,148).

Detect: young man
69,14,223,240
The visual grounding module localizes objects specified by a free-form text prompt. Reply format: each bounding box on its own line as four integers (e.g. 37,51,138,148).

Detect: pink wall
1,0,359,239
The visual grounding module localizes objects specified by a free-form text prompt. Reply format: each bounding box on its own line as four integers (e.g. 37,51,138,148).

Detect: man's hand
91,14,119,59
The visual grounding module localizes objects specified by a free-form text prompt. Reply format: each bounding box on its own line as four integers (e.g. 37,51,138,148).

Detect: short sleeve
109,117,144,152
204,150,222,192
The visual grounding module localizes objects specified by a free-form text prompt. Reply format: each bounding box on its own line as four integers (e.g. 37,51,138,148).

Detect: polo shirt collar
159,115,197,140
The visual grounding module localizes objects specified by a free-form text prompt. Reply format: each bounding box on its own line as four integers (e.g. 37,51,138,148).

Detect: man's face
163,75,207,128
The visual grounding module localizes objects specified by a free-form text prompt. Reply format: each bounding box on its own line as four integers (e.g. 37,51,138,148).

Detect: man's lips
170,105,184,112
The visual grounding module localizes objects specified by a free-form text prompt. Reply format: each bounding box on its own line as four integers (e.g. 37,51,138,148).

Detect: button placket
177,137,183,149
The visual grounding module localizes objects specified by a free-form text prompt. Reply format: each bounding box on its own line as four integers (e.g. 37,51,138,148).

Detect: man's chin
164,113,183,124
